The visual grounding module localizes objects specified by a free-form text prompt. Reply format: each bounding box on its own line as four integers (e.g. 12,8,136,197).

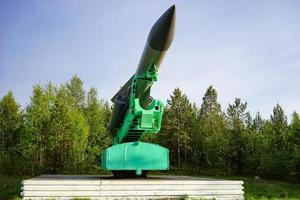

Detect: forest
0,75,299,182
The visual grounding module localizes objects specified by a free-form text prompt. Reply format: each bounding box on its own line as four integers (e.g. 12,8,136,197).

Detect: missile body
136,5,176,76
108,5,176,133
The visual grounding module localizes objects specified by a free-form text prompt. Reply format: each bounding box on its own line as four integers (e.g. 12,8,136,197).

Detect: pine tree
84,87,111,167
161,88,192,167
47,85,89,173
290,111,300,180
261,104,291,178
181,95,193,165
189,103,199,167
252,112,264,132
155,104,171,150
243,112,265,175
66,75,86,110
22,83,55,174
290,112,300,145
197,86,226,170
226,98,248,175
0,91,23,174
270,103,288,147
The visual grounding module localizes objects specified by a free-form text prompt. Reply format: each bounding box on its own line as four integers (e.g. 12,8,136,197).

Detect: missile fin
111,75,134,102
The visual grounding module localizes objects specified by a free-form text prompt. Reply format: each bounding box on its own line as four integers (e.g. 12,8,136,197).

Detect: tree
160,88,192,167
2,75,300,180
290,112,300,140
181,95,194,165
243,112,266,175
84,87,111,167
47,85,89,173
66,75,86,110
289,112,300,180
0,91,23,174
226,98,248,175
270,104,288,147
196,86,226,170
261,104,292,178
22,83,55,174
252,112,264,132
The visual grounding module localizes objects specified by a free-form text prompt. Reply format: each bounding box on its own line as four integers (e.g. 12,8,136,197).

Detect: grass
243,177,300,200
0,174,299,200
152,170,300,200
0,175,23,200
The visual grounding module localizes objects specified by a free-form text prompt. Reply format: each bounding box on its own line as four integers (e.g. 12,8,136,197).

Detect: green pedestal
101,142,169,175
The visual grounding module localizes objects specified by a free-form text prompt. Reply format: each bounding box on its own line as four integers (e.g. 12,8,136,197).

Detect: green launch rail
101,5,176,177
111,70,164,145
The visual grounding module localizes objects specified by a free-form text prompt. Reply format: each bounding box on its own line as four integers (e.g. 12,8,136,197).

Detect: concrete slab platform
21,175,244,200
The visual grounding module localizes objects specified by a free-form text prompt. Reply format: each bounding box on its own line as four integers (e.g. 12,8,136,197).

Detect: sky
0,0,299,120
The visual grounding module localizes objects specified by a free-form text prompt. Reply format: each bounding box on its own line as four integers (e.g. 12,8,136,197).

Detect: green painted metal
111,68,164,145
101,142,169,174
100,5,175,176
101,65,167,175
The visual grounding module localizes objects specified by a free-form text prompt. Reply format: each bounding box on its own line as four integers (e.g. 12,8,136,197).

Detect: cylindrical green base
101,142,169,175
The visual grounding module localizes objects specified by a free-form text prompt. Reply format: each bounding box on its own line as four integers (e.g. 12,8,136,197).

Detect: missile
136,5,176,76
108,5,176,133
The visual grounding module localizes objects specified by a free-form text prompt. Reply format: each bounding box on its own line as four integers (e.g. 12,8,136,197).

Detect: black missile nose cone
147,5,176,51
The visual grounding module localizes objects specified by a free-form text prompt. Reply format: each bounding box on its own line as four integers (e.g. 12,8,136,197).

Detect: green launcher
101,5,176,177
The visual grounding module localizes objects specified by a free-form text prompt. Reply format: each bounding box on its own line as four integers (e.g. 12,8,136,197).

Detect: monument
21,5,244,200
101,4,175,178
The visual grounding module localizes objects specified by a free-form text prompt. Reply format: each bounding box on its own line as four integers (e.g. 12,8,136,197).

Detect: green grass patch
151,170,300,200
0,174,24,200
244,177,300,200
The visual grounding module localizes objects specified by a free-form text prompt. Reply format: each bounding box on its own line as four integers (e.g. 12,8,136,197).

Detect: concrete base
21,175,244,200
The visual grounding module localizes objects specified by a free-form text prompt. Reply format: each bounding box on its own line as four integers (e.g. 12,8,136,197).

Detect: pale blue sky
0,0,299,119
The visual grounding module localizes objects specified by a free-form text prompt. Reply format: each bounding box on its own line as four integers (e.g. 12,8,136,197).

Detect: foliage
0,76,109,175
0,91,23,174
0,175,23,200
154,88,193,167
84,87,111,167
243,177,300,200
197,86,227,171
226,98,248,175
0,76,299,182
46,85,89,173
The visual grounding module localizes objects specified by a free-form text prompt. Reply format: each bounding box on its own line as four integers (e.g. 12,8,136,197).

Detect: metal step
21,175,244,200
